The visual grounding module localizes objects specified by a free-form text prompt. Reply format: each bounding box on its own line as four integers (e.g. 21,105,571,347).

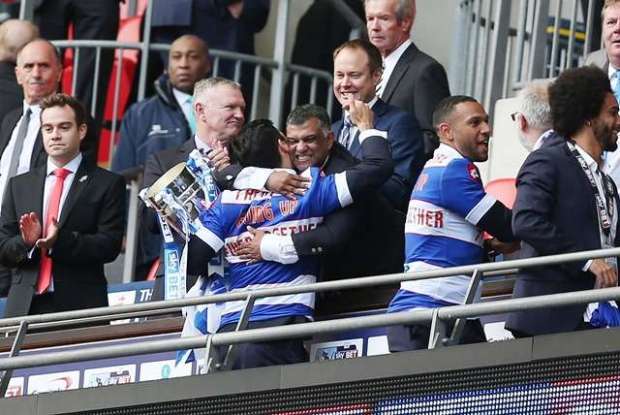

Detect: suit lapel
381,43,415,102
0,109,21,157
58,162,91,227
30,165,47,222
30,131,45,170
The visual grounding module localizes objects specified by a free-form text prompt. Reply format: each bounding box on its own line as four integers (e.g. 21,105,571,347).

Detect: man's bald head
0,19,39,63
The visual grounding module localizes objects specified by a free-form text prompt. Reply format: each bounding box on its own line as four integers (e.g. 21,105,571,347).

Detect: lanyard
568,141,615,237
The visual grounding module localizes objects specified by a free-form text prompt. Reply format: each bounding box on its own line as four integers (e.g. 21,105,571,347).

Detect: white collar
172,88,192,106
46,152,82,175
572,142,600,171
22,101,41,116
343,96,379,120
194,135,212,153
434,143,465,160
383,39,412,67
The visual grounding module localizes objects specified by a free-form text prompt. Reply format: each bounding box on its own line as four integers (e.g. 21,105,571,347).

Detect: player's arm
187,196,225,276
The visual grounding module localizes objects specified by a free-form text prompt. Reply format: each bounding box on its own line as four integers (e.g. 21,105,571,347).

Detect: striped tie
340,116,353,149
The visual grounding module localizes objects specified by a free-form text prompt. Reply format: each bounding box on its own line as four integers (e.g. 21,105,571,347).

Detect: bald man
0,19,39,124
112,35,211,175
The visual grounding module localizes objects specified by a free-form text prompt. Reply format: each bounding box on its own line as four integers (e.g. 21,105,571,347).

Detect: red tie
37,168,71,294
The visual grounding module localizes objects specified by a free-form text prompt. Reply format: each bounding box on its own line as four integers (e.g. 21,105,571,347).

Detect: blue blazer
332,98,425,211
506,141,620,336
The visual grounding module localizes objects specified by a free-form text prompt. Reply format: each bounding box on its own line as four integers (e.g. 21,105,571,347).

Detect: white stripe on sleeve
195,226,225,252
335,172,353,206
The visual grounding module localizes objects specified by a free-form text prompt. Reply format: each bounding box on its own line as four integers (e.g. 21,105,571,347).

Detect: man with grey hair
513,80,563,152
365,0,450,159
142,76,246,301
0,19,39,124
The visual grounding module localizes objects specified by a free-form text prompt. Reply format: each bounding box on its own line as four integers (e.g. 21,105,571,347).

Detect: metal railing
0,247,619,391
451,0,598,112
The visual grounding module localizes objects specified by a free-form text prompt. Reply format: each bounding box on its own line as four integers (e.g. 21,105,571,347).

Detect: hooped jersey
196,167,351,327
389,144,497,310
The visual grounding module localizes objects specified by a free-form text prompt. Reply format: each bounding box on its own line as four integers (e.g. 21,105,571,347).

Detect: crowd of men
0,0,620,371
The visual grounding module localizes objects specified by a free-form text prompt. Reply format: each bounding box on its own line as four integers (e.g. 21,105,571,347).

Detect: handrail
1,284,620,372
0,247,617,331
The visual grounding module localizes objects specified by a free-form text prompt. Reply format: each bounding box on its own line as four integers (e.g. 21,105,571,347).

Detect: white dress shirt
377,39,412,98
39,153,83,292
173,88,193,126
0,103,42,214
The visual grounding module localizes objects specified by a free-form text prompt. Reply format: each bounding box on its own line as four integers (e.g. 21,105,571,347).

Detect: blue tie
186,97,196,135
340,116,353,149
613,70,620,105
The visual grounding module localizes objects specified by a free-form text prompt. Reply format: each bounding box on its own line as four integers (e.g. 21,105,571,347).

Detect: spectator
34,0,121,130
512,79,563,152
0,93,125,317
186,117,392,369
365,0,450,159
584,0,620,187
332,38,425,212
386,96,516,352
506,66,620,338
111,35,211,175
0,39,98,214
142,77,245,301
0,19,39,124
150,0,270,110
234,104,403,313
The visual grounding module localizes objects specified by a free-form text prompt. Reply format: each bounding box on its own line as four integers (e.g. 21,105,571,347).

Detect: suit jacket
505,143,620,336
292,143,404,282
0,62,23,126
0,106,100,171
584,48,609,71
332,98,425,212
142,139,200,301
380,42,451,158
0,159,125,317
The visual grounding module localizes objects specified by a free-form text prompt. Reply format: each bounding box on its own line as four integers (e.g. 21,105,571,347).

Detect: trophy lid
146,162,187,199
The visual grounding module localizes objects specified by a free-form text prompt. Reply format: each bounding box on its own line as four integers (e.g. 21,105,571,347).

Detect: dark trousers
215,317,309,370
387,318,486,352
35,0,120,130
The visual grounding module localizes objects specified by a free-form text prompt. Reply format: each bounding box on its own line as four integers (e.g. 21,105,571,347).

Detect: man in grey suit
365,0,450,159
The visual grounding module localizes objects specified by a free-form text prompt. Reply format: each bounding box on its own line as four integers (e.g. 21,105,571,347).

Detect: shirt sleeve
195,195,226,252
440,159,496,225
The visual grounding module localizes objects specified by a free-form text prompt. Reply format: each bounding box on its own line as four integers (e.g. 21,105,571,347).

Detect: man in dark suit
236,105,403,313
365,0,450,158
0,19,39,125
143,77,246,301
0,93,125,317
34,0,121,129
332,38,425,212
0,39,98,297
506,66,620,337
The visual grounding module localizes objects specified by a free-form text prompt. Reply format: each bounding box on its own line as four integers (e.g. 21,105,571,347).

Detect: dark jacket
111,74,191,174
0,160,125,317
506,142,620,336
0,62,22,125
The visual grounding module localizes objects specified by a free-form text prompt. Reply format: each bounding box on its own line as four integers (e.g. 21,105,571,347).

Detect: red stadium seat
485,178,517,209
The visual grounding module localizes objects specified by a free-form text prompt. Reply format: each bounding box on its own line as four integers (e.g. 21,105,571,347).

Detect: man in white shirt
0,93,125,317
111,34,211,175
365,0,450,159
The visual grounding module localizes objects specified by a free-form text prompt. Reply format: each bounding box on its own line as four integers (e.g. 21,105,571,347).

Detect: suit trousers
387,318,486,352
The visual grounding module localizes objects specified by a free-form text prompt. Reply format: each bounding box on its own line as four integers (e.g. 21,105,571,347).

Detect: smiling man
386,95,516,352
143,76,246,300
0,93,125,317
332,38,425,212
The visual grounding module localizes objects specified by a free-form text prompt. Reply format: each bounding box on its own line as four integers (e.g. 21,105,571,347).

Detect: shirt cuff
260,234,299,264
358,129,387,145
583,260,593,272
233,167,273,190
